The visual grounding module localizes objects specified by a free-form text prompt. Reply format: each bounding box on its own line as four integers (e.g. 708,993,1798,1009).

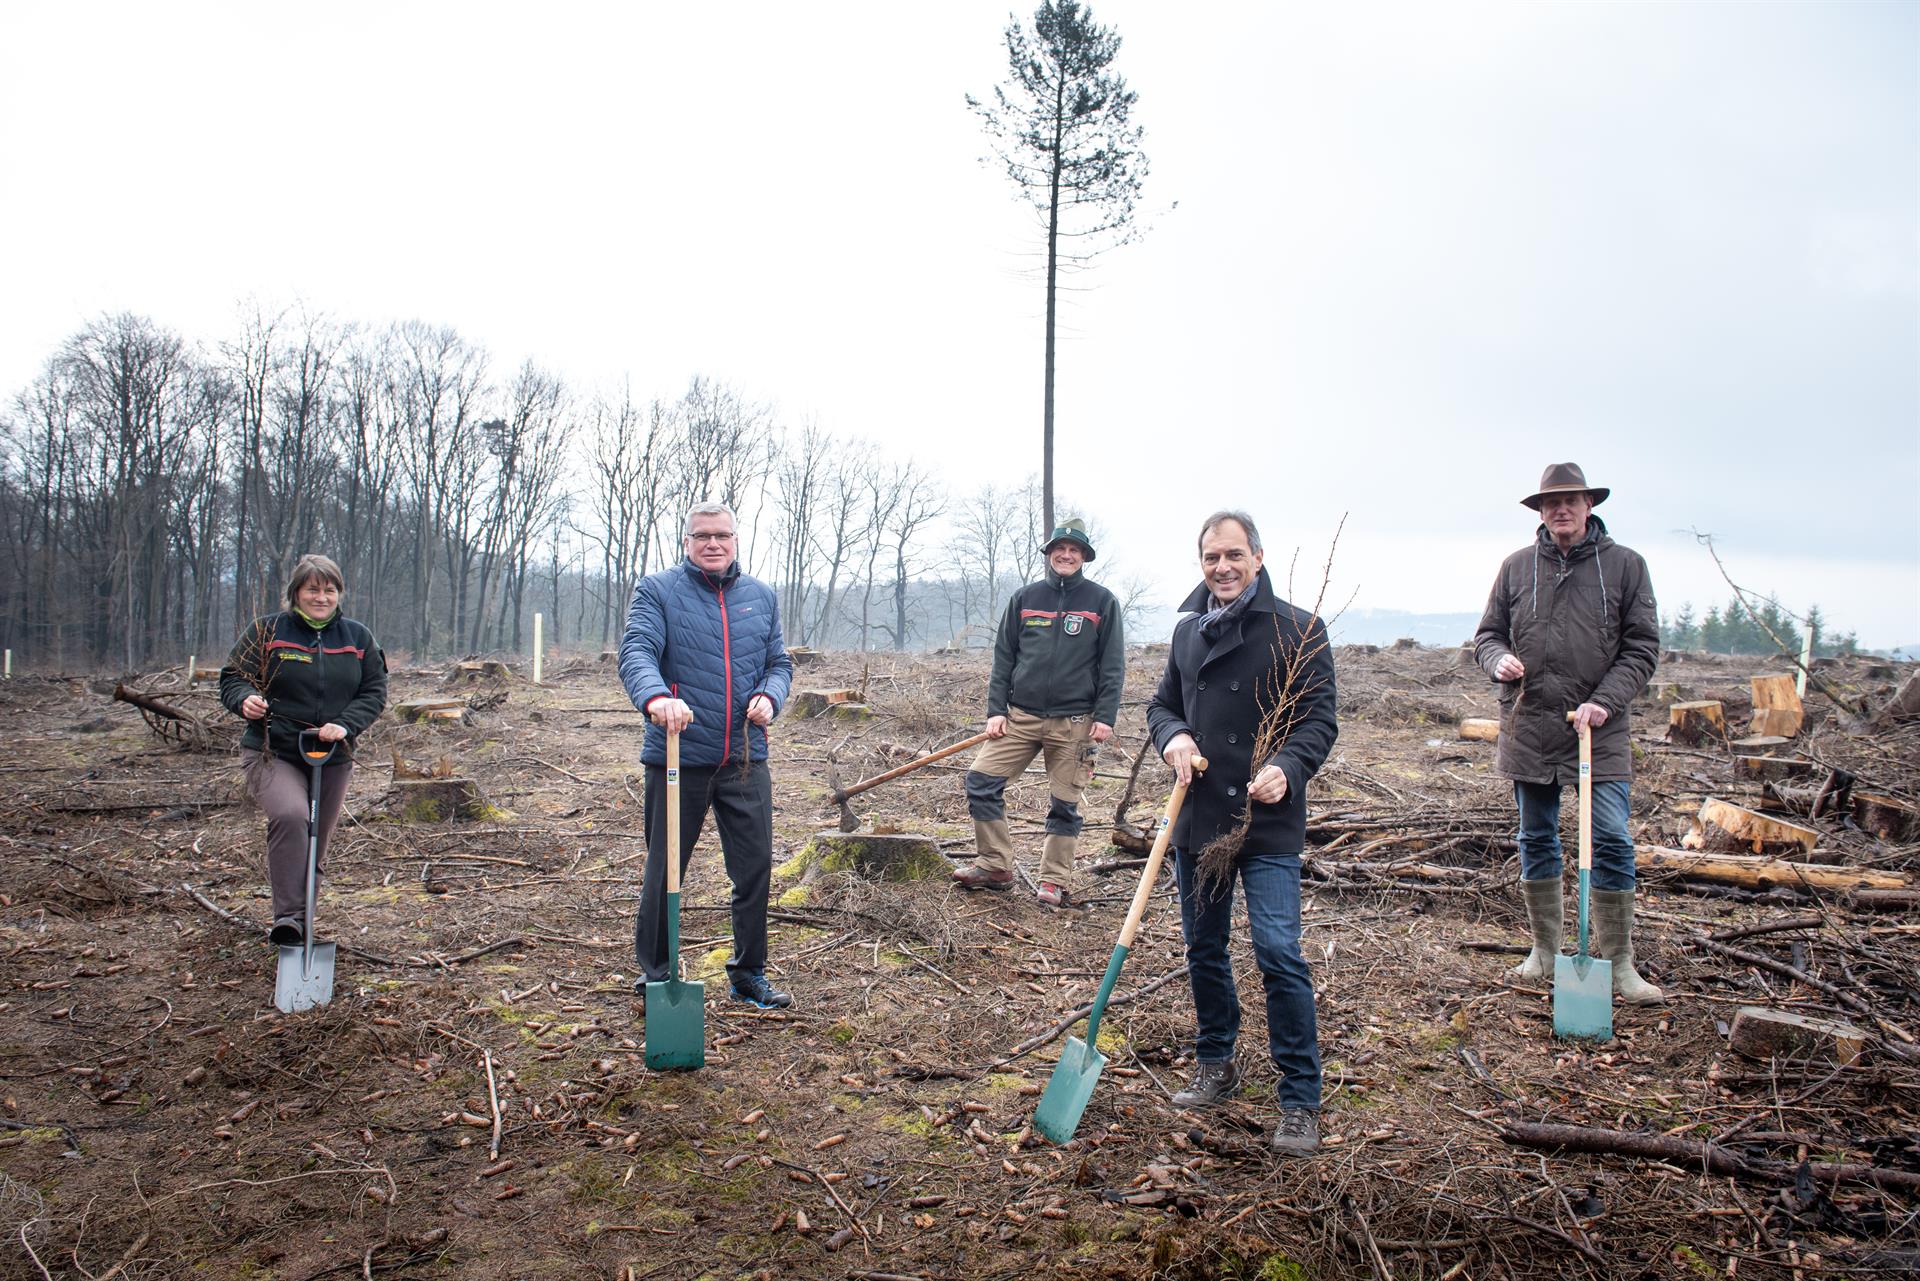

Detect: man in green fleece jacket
952,519,1126,906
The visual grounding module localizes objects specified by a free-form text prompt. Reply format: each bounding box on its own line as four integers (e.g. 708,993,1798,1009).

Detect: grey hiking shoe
1171,1059,1242,1108
1270,1107,1320,1158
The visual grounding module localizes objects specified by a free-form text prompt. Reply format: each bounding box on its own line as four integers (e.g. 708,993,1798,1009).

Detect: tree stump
1647,680,1691,705
1874,672,1920,726
784,831,948,883
788,688,861,719
786,646,822,668
1667,701,1725,747
1459,718,1501,742
1687,798,1817,858
1749,674,1804,738
1728,734,1791,754
826,702,873,721
1728,1007,1867,1066
392,699,472,725
1852,793,1919,843
445,659,512,684
386,777,492,822
1731,755,1813,782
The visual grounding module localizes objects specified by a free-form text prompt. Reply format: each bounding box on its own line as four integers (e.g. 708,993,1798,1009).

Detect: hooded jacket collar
1535,513,1613,564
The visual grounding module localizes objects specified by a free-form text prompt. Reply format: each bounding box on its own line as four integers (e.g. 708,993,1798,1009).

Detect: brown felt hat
1521,462,1609,511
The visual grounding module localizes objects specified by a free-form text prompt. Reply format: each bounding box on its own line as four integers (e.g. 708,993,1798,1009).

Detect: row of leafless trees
0,309,1145,671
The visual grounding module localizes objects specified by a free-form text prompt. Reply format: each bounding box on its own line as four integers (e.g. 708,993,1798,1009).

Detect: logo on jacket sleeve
1063,615,1084,636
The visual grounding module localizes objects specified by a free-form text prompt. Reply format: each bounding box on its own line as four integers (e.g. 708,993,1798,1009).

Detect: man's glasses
688,531,736,543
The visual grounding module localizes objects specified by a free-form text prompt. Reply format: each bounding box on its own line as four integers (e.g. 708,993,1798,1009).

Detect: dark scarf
1199,583,1258,640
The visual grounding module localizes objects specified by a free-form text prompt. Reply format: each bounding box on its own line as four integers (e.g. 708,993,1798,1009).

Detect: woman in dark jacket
219,554,387,944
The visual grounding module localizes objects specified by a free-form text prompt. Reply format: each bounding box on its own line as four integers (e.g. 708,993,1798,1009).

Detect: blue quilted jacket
619,558,793,767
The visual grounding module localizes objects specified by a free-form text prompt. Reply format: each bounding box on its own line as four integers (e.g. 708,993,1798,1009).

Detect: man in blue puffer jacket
620,501,795,1009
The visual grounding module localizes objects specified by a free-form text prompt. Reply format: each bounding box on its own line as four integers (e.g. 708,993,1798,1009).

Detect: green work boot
1511,877,1563,982
1592,889,1666,1006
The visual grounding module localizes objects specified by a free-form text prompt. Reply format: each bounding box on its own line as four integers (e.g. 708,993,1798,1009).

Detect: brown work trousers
244,751,354,928
968,709,1097,885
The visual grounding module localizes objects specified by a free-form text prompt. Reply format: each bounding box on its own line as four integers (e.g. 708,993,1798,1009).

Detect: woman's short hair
285,554,346,609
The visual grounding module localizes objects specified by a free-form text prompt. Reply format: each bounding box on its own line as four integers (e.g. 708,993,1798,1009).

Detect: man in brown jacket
1473,463,1665,1004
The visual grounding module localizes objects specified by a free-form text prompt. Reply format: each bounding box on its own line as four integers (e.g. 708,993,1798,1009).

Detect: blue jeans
1514,779,1636,891
1174,847,1321,1111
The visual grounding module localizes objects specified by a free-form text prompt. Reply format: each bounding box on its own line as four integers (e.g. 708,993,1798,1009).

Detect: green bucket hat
1043,518,1096,562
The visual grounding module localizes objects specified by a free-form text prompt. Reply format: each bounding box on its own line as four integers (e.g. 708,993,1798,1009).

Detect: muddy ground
2,641,1916,1281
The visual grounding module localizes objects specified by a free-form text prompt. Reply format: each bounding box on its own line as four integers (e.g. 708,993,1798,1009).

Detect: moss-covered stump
785,831,948,883
386,777,491,822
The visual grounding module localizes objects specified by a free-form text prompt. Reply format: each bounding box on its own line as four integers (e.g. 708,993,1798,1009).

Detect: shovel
1553,714,1612,1041
275,730,338,1014
646,725,705,1070
1033,754,1205,1143
827,729,991,831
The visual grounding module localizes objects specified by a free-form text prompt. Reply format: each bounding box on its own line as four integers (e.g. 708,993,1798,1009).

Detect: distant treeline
1660,597,1856,659
0,309,1150,671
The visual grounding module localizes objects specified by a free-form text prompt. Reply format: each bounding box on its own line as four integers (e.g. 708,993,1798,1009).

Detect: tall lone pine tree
969,0,1151,538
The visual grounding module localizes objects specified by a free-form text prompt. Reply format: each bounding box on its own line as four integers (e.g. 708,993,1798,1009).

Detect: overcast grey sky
3,1,1915,645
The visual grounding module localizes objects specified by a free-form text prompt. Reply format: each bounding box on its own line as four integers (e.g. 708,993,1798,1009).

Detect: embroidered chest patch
1063,615,1084,636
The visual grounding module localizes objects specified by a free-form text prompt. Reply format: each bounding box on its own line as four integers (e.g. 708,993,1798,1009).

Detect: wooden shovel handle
1116,756,1207,950
665,728,682,895
832,730,993,802
1568,713,1592,873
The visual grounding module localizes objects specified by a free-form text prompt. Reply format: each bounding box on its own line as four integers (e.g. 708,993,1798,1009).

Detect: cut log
1458,718,1500,742
1690,799,1817,857
1731,754,1813,782
1749,674,1804,738
1667,700,1725,747
392,699,472,725
785,831,948,883
1846,888,1920,911
1728,1007,1867,1066
1635,845,1908,892
1852,793,1919,844
386,777,492,822
787,688,861,719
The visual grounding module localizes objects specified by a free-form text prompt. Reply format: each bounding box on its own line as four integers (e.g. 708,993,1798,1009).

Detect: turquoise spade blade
645,887,706,1069
1033,942,1129,1142
1553,868,1613,1041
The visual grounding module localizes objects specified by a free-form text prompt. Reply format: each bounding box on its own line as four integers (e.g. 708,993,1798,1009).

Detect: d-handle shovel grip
297,727,339,766
1115,755,1207,951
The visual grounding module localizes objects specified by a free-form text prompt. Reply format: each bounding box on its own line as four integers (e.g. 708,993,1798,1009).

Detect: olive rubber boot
1592,889,1666,1006
1511,878,1563,982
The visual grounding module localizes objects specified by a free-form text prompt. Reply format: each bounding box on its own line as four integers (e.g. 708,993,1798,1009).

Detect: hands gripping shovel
646,725,705,1070
1553,714,1612,1041
275,730,338,1014
1034,755,1206,1144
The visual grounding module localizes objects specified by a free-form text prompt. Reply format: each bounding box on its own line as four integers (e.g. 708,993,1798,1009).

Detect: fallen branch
483,1050,503,1162
1501,1120,1920,1193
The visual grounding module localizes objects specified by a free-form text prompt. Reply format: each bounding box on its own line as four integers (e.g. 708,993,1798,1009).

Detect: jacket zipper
718,585,733,763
